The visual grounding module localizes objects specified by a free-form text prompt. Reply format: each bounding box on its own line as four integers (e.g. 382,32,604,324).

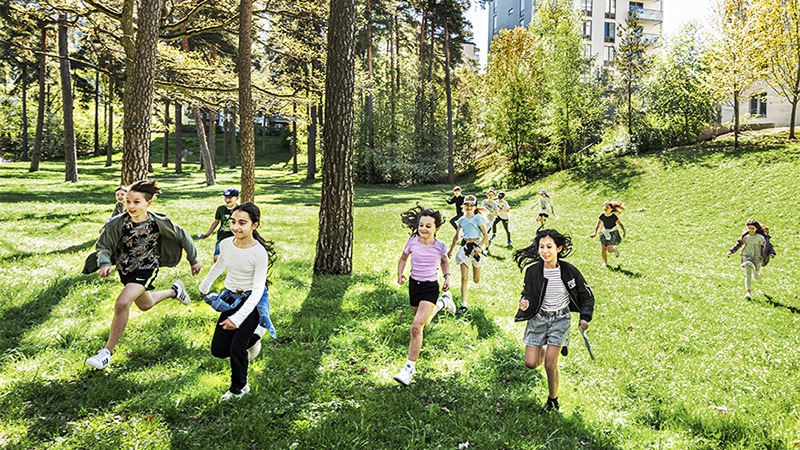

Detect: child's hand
190,262,202,275
726,252,731,258
519,298,529,311
447,249,453,259
589,233,596,238
622,231,626,238
220,318,238,330
579,319,589,331
397,274,406,285
442,278,450,291
99,266,112,278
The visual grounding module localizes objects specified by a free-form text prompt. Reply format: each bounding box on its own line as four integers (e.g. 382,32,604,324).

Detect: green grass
0,141,799,449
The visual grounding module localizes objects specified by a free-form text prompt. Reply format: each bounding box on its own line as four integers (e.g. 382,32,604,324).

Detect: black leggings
493,217,511,240
211,306,260,393
449,213,463,230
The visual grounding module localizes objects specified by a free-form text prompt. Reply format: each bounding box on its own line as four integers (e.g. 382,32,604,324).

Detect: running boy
494,191,512,245
199,188,240,262
446,186,464,231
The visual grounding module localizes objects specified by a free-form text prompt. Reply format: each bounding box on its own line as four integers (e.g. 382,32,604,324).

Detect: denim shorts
522,306,570,348
214,240,222,256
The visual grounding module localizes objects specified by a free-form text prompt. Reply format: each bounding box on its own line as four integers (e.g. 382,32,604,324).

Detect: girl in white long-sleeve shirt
199,202,276,400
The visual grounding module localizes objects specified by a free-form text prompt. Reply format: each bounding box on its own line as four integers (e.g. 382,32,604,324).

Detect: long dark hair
129,180,161,201
744,219,767,236
233,202,277,287
513,228,573,270
400,204,444,237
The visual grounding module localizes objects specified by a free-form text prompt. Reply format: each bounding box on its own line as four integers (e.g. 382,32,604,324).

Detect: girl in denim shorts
199,202,277,400
393,205,456,386
513,228,594,413
589,201,626,267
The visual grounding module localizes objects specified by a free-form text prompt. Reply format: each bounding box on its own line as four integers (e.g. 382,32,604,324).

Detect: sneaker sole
393,375,411,386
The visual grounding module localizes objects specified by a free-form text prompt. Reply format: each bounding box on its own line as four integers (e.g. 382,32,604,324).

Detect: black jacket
514,260,594,323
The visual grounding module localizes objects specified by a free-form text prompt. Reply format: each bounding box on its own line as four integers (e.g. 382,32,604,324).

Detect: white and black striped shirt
542,267,569,311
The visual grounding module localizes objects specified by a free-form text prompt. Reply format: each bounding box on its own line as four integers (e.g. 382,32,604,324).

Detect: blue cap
540,190,547,194
223,188,240,198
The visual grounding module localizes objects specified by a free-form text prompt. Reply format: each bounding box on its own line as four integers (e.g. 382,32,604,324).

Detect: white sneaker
86,348,112,369
221,384,250,400
439,292,456,315
172,280,191,305
247,339,262,361
613,246,620,258
745,292,752,299
393,364,414,386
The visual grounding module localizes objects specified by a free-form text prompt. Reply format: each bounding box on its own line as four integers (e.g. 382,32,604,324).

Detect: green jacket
82,211,198,274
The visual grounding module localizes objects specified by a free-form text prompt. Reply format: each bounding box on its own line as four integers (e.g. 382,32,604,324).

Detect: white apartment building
488,0,663,71
719,83,797,129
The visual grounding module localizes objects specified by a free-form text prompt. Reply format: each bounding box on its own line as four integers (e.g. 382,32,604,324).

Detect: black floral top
113,216,160,275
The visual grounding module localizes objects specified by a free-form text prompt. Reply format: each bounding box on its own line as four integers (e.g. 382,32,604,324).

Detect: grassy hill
0,142,798,449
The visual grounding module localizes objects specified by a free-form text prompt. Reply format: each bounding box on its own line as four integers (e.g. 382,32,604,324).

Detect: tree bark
162,98,170,166
94,69,100,157
194,105,216,185
366,0,375,183
314,0,356,276
229,109,237,169
120,0,165,185
261,112,267,157
444,18,454,184
292,102,298,173
30,26,46,172
223,109,229,164
733,92,739,149
307,103,317,180
175,102,183,173
106,77,114,167
209,109,217,168
239,0,255,202
21,62,29,161
59,14,78,182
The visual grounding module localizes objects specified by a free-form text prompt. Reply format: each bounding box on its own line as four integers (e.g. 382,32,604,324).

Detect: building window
582,21,592,39
604,22,615,42
605,0,616,18
581,0,592,15
629,1,643,11
750,93,767,117
584,43,592,58
604,45,615,65
493,15,497,34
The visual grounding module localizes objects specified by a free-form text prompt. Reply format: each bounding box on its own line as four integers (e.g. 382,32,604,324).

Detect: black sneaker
456,305,468,315
541,397,559,413
560,346,568,357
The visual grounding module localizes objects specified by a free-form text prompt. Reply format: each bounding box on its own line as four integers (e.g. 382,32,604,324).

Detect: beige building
488,0,663,71
719,83,796,129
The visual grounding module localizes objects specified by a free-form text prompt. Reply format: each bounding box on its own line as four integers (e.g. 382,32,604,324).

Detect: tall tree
58,14,78,182
314,0,357,275
120,0,165,185
106,76,114,167
614,10,648,136
162,98,170,167
709,0,765,148
757,0,800,138
239,0,256,202
30,26,47,172
174,102,183,174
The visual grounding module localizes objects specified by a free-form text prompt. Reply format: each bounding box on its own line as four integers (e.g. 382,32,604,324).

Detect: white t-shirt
496,199,510,220
537,197,553,215
199,237,269,327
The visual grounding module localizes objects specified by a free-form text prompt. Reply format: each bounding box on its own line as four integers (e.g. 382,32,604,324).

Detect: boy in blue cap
199,188,240,262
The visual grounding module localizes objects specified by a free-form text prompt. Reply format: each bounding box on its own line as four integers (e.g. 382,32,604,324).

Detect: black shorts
119,267,159,291
408,278,440,307
538,213,549,218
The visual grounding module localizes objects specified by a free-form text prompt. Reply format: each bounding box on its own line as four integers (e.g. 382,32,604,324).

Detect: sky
464,0,715,67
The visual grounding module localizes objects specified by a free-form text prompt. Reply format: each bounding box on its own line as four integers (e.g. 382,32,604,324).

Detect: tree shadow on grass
757,294,800,315
0,239,96,264
566,158,646,195
461,306,501,339
0,274,90,356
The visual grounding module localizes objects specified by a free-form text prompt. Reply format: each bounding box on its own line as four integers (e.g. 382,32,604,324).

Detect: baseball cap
540,189,547,194
223,188,240,198
463,195,477,206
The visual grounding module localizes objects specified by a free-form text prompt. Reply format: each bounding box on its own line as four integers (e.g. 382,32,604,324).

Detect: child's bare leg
601,246,608,265
544,345,561,399
407,302,438,362
134,288,178,311
524,345,544,369
105,283,147,353
460,264,470,306
472,266,481,283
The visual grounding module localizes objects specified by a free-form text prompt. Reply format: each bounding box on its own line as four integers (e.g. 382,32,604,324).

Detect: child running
513,229,594,413
199,188,240,262
445,186,464,231
448,195,488,315
83,180,201,369
494,191,512,245
531,190,556,230
99,186,128,234
726,219,776,299
393,205,455,386
199,202,277,400
589,201,626,267
482,188,500,252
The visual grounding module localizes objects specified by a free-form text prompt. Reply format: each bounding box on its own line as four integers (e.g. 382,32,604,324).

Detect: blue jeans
204,288,276,338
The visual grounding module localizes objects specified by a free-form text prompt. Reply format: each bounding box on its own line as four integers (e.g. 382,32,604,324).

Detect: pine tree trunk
209,109,217,168
106,77,114,167
94,70,100,157
120,0,164,185
733,94,739,149
366,0,375,183
444,18,454,185
307,104,317,180
292,103,298,173
314,0,356,276
223,110,229,164
194,105,216,185
239,0,255,202
30,27,46,172
59,14,78,182
21,63,29,160
174,102,183,173
261,112,267,157
162,99,170,166
229,109,237,169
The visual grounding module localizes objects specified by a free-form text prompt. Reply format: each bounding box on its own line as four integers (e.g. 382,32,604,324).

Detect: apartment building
488,0,663,71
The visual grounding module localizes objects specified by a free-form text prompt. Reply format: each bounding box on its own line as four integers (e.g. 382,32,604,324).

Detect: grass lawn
0,140,798,449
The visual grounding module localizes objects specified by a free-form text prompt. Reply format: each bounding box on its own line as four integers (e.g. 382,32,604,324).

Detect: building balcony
633,8,663,22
